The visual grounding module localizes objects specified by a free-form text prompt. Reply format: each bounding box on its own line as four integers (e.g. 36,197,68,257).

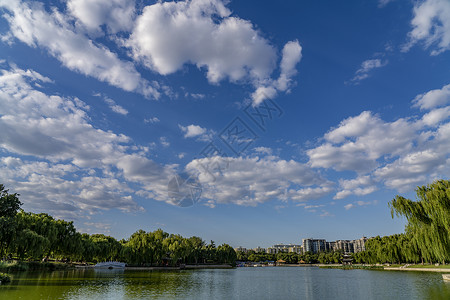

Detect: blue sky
1,0,450,248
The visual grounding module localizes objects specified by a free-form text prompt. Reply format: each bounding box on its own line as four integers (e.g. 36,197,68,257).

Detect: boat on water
94,261,126,269
443,274,450,281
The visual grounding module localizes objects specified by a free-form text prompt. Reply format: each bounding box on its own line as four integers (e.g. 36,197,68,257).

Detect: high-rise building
302,238,326,254
352,237,367,253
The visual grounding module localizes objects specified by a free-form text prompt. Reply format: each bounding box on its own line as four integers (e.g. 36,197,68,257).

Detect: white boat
94,261,126,269
443,274,450,281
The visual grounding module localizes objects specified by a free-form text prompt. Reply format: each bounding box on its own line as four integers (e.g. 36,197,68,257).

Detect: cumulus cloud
413,83,450,110
307,83,450,197
334,176,377,200
127,0,275,81
67,0,135,35
307,111,416,173
404,0,450,55
0,0,159,97
350,58,388,83
252,40,302,105
0,64,178,217
1,0,302,105
126,0,301,105
179,124,214,141
185,155,332,206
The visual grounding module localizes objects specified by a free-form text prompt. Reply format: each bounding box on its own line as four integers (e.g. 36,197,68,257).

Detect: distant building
253,247,266,253
302,238,326,254
266,247,277,254
266,244,301,254
234,246,248,253
334,240,354,253
288,246,302,254
352,237,367,253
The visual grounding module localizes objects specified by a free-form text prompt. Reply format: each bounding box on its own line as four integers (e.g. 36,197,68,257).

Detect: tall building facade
302,238,326,254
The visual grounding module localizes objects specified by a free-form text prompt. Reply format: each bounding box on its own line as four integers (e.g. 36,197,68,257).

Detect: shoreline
384,267,450,273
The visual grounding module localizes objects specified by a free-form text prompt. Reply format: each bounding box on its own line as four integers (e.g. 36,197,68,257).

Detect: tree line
0,184,236,266
1,179,449,266
237,250,343,264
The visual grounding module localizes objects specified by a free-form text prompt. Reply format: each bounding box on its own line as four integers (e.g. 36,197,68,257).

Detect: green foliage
0,184,22,218
0,272,11,283
390,179,450,264
0,184,237,266
0,184,22,257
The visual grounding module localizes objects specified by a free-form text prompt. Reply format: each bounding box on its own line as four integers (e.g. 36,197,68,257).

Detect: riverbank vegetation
1,179,449,269
237,250,343,264
0,184,236,268
353,180,450,265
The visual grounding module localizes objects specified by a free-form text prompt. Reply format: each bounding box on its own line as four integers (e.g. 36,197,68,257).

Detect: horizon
1,0,449,249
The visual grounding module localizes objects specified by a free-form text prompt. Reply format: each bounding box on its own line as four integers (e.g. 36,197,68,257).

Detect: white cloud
253,147,273,155
344,200,377,210
159,136,170,147
378,0,394,8
252,40,302,105
0,0,159,97
0,64,179,217
334,176,377,200
344,203,354,210
422,106,450,126
67,0,135,35
350,58,388,83
404,0,450,55
307,111,416,173
97,94,128,115
126,0,301,106
144,117,160,124
185,92,206,100
413,83,450,110
127,0,275,82
186,155,331,206
179,124,214,141
307,84,450,197
276,40,302,92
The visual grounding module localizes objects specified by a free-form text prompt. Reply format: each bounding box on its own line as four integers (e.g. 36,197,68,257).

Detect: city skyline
0,0,450,248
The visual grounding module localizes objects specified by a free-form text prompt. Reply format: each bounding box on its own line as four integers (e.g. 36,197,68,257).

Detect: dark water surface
1,267,450,299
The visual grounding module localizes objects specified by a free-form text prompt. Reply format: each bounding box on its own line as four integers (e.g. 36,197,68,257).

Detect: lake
1,267,450,299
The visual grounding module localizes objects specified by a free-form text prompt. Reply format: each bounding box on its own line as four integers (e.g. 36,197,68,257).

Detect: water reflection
1,268,449,299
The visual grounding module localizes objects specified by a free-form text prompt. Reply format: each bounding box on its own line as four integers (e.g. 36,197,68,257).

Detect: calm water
1,267,450,299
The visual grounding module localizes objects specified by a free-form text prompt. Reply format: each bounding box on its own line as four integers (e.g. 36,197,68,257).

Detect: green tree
390,179,450,264
0,184,22,257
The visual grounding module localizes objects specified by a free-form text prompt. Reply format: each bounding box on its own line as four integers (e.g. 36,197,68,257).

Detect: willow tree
389,179,450,264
